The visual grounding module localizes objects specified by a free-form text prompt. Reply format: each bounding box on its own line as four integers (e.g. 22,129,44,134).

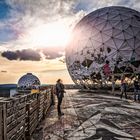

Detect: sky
0,0,140,84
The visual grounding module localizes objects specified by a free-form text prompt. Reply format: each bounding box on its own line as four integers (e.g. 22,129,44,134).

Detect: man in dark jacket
55,79,65,116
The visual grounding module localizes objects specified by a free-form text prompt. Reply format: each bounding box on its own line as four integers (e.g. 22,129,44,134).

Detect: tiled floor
32,90,140,140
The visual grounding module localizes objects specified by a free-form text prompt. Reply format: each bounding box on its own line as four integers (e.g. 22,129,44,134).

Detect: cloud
74,0,140,14
1,51,18,60
41,47,65,59
59,58,66,63
17,49,41,61
1,70,7,73
1,47,65,61
0,25,18,42
6,0,76,19
0,0,86,50
1,49,41,61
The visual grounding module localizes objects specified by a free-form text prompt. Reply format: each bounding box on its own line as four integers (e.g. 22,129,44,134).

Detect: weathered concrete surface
32,90,140,140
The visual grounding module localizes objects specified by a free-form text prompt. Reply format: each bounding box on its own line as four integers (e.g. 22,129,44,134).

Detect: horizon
0,0,140,84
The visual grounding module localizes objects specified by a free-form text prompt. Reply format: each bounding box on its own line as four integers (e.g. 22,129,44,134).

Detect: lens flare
27,21,71,48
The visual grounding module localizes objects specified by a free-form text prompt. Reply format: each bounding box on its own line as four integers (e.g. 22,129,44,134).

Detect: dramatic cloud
1,47,66,61
0,0,86,50
17,49,41,61
1,51,18,60
41,47,65,60
6,0,76,19
1,49,41,61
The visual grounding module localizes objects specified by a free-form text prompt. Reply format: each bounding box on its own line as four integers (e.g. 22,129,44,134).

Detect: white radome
66,6,140,87
18,73,40,89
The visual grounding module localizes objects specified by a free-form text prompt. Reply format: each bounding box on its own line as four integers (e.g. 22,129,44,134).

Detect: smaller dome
17,73,41,89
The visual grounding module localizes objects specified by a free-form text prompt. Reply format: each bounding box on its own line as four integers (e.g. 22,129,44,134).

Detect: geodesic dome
66,6,140,88
17,73,41,89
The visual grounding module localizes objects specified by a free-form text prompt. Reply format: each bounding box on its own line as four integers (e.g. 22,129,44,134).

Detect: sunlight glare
28,22,71,47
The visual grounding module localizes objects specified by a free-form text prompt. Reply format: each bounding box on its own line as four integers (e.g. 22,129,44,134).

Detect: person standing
120,77,127,99
112,75,115,95
55,79,65,116
103,60,112,77
134,80,140,101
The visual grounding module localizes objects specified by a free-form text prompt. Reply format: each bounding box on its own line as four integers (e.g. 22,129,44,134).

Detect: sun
27,21,71,48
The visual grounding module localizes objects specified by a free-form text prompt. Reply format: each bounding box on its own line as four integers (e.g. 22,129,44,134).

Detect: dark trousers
57,96,63,114
120,91,127,99
134,89,140,101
